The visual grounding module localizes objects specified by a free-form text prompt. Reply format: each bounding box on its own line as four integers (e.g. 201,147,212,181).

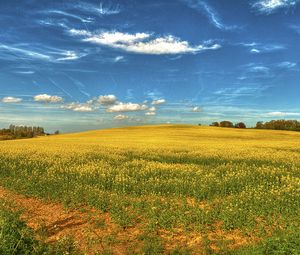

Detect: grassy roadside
0,199,81,255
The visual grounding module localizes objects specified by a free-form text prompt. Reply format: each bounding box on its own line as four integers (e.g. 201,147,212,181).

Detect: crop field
0,125,299,254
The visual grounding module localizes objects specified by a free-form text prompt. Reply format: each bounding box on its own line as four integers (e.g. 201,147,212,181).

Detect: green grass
0,199,43,255
0,199,81,255
232,230,300,255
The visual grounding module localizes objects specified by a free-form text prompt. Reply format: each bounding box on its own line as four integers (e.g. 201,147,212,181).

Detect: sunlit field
0,125,299,254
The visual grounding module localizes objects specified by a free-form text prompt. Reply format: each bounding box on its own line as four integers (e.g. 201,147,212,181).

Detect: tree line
209,121,247,128
208,119,300,131
0,125,59,140
255,120,300,131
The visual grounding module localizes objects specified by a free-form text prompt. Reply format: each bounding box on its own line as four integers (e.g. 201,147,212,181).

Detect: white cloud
70,29,221,55
145,106,156,116
106,102,148,112
62,102,95,112
114,114,129,120
266,111,300,117
252,0,299,14
151,99,166,105
97,95,117,105
72,105,94,112
69,29,92,37
86,31,150,44
145,111,156,116
34,94,64,103
191,106,201,112
148,107,156,112
250,48,261,53
2,97,23,103
114,56,124,62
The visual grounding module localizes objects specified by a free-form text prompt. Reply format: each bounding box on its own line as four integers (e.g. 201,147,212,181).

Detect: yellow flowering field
0,125,299,254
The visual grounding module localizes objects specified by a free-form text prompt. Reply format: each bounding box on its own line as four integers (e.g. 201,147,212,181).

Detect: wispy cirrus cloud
277,61,297,68
37,18,69,29
181,0,239,30
14,70,35,74
43,10,94,23
73,1,121,16
37,2,120,31
290,24,300,33
69,29,221,55
265,111,300,117
208,86,269,105
0,44,51,61
213,87,265,97
239,61,296,80
252,0,299,14
240,63,272,77
247,65,270,73
0,44,86,63
145,89,164,101
239,42,285,53
56,50,86,61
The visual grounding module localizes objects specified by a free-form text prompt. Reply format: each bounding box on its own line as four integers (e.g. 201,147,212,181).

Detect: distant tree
235,122,246,129
219,121,234,128
210,122,219,127
256,121,264,129
9,124,15,133
54,130,60,135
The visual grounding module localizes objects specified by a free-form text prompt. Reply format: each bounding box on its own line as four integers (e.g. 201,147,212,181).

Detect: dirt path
0,186,142,254
0,186,258,254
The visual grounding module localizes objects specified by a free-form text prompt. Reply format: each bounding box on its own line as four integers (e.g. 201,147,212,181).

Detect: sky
1,0,300,132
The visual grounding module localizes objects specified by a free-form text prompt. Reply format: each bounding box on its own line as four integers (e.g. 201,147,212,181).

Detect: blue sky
1,0,300,132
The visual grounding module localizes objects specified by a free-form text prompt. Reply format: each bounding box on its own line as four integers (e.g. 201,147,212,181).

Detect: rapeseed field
0,125,299,254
